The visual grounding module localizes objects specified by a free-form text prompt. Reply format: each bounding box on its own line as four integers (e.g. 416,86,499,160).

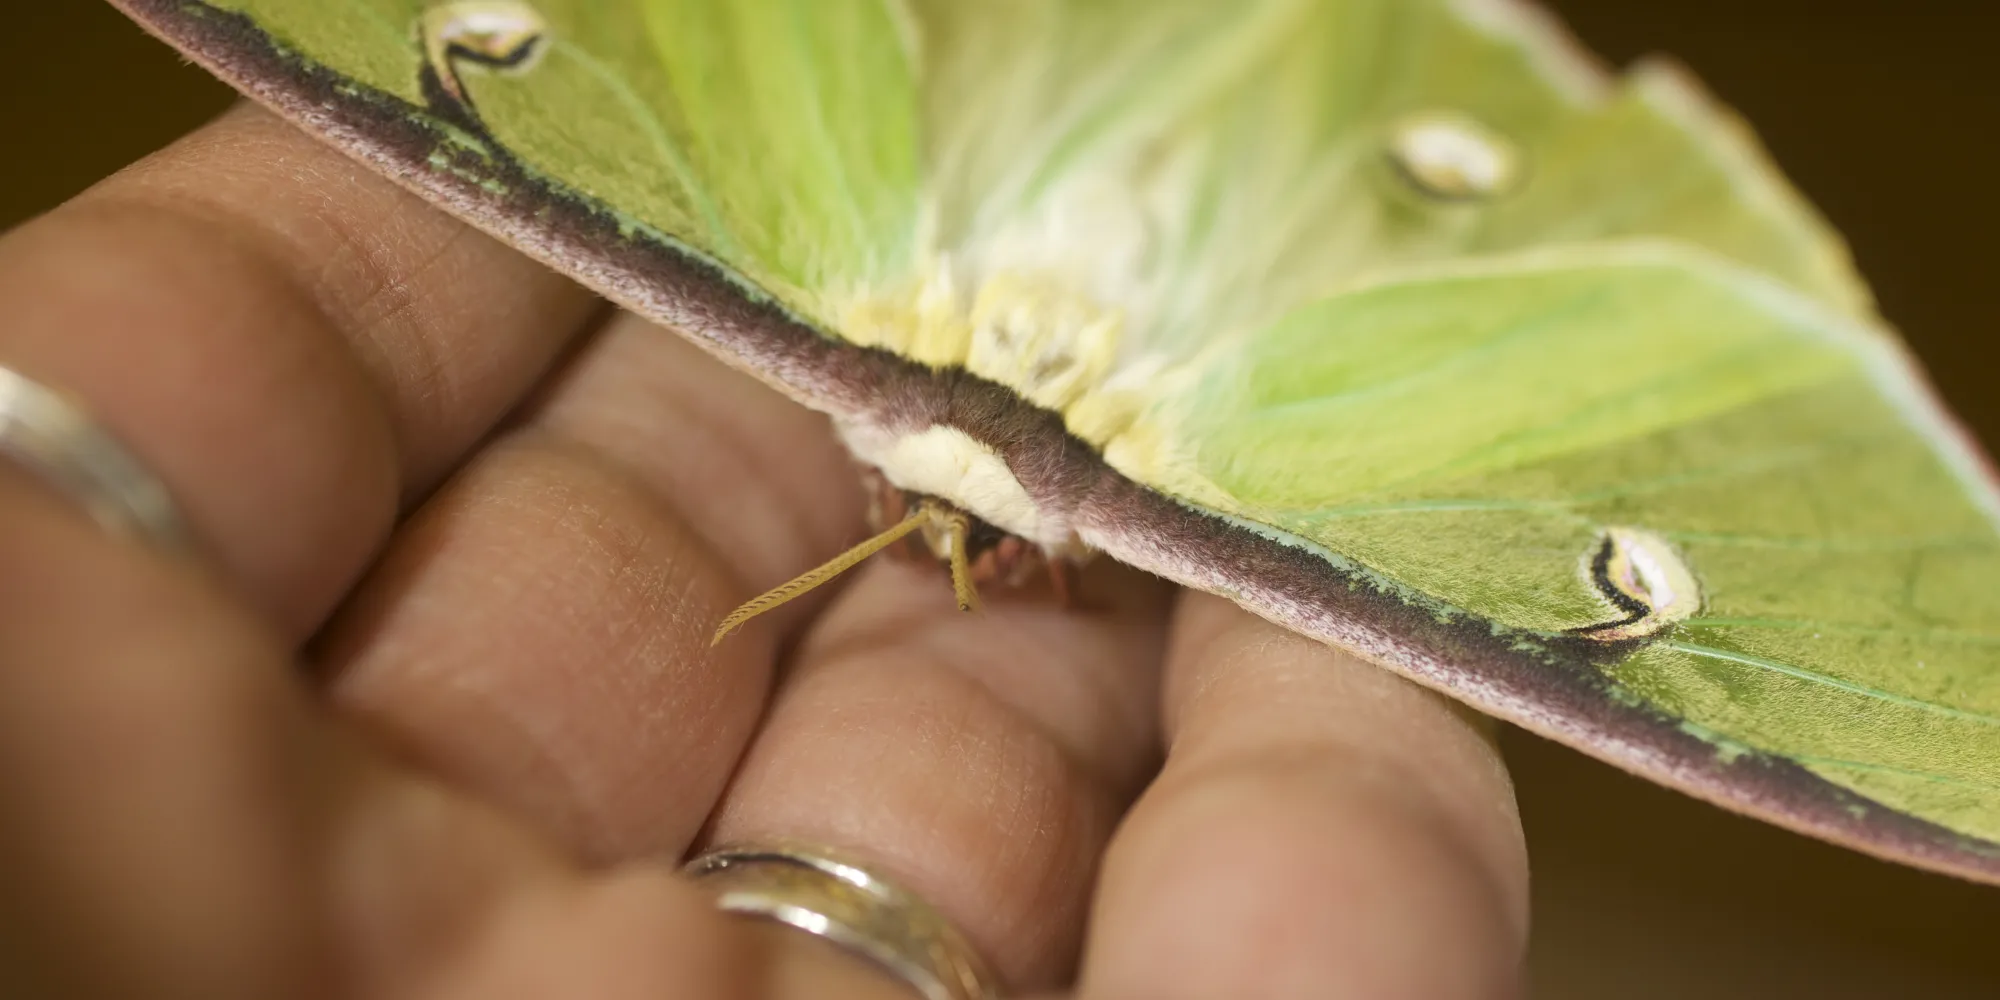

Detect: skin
0,103,1527,1000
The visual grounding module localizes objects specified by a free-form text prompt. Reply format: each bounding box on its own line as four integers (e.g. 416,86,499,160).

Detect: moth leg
977,535,1029,589
1047,557,1076,610
935,506,982,613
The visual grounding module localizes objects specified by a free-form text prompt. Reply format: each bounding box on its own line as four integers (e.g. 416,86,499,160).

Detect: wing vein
1664,640,2000,726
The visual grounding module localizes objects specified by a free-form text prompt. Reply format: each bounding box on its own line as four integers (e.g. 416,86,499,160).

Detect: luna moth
109,0,2000,886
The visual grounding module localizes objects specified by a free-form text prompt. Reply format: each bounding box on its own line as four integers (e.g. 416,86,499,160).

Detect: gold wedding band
683,843,1000,1000
0,366,191,552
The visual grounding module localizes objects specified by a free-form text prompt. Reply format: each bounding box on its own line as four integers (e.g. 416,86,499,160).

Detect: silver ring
0,366,191,551
683,843,1000,1000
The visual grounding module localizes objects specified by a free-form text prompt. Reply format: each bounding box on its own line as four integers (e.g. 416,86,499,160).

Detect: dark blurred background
5,1,1997,996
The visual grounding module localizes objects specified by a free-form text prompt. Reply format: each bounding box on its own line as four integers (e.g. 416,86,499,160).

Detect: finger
0,468,324,998
0,103,599,632
436,874,919,1000
701,556,1172,992
320,295,1174,992
0,464,906,1000
1079,594,1529,1000
320,312,869,862
322,301,1178,988
0,454,578,998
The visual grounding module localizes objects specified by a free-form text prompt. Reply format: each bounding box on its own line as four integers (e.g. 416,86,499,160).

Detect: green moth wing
1095,244,2000,858
111,0,2000,881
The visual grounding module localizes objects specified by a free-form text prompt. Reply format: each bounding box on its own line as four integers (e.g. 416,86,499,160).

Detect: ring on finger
684,842,1000,1000
0,365,191,552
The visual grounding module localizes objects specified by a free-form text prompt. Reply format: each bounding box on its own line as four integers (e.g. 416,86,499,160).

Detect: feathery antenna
711,501,985,645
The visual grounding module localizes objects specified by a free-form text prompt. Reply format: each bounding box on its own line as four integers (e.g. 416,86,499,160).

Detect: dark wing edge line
108,0,880,418
112,0,2000,886
1073,487,2000,886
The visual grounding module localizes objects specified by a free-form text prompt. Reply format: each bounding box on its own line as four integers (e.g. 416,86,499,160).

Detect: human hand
0,104,1526,999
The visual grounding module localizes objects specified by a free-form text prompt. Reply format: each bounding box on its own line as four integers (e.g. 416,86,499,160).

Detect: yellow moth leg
940,507,982,613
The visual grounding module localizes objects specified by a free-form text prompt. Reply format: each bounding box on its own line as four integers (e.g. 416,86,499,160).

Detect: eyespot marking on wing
1384,111,1524,203
1575,526,1701,642
420,1,549,105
